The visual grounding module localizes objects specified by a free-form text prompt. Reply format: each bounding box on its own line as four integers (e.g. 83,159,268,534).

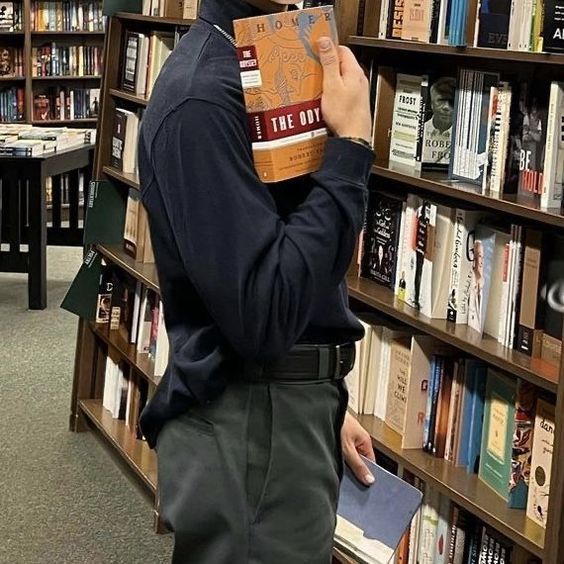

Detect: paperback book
233,7,338,183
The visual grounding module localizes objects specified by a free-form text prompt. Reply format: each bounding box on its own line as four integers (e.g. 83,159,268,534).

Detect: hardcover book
401,0,433,41
361,192,405,289
335,456,423,564
475,0,511,48
526,398,555,528
233,7,338,183
421,76,456,169
122,31,140,93
543,0,564,52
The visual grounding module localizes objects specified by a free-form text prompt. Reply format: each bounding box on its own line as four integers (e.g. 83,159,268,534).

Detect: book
362,192,405,289
388,0,406,38
123,188,141,258
111,108,140,173
526,398,555,528
401,0,433,41
542,0,564,52
475,0,511,48
421,76,456,169
389,74,426,170
335,456,423,564
233,7,338,183
541,82,564,208
479,371,536,507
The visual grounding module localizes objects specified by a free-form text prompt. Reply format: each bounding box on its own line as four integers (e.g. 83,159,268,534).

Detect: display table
0,145,94,309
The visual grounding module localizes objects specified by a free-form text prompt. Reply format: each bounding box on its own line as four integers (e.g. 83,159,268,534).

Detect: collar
199,0,264,40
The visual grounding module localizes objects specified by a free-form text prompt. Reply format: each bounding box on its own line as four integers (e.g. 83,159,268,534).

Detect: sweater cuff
318,137,374,186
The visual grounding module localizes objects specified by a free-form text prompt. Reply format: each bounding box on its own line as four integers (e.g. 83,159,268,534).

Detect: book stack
0,1,24,32
33,87,100,121
375,66,564,209
376,0,564,51
30,0,106,32
121,31,175,99
32,43,103,77
0,124,95,155
346,323,556,527
359,189,564,366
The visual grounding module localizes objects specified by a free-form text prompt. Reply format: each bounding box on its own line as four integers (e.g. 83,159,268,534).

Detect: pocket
181,413,215,436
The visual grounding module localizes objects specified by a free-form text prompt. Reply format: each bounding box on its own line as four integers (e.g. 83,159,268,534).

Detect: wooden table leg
27,166,47,310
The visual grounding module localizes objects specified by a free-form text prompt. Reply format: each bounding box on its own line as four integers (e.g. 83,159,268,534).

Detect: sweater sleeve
151,99,372,361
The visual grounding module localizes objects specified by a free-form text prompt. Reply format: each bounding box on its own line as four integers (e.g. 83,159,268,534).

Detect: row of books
377,0,563,52
101,356,153,440
0,123,95,155
0,86,23,121
33,87,99,121
396,479,540,564
45,172,86,209
123,188,154,263
32,43,102,77
347,323,555,529
0,2,23,32
377,66,564,207
30,0,106,32
122,31,174,98
96,263,168,378
359,189,564,363
0,47,24,77
141,0,198,20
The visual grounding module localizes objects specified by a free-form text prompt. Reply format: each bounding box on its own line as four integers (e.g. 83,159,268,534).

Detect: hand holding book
318,37,373,145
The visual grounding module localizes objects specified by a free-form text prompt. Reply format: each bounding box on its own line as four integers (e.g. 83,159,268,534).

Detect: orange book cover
233,7,338,183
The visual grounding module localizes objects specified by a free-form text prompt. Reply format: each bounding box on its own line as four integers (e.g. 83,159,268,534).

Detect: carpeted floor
0,247,173,564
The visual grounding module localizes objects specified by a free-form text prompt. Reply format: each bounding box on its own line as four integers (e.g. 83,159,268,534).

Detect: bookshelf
0,0,104,123
68,2,564,564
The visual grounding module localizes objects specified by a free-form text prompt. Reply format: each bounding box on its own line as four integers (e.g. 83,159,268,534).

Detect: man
137,0,375,562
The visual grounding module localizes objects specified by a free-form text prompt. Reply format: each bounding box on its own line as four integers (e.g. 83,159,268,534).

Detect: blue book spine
423,357,438,450
456,364,476,466
427,356,444,453
447,0,459,45
465,362,487,474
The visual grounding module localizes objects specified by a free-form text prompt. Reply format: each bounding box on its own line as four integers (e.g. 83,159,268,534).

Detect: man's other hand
341,411,376,486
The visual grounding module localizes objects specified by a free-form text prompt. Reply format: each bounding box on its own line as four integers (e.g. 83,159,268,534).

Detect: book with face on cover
233,7,338,183
336,456,423,564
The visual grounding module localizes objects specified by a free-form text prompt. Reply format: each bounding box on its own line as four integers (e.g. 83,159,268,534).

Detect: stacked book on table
0,124,96,157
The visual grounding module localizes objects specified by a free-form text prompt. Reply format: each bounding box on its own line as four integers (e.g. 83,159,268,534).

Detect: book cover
538,233,564,366
123,188,141,258
122,31,140,93
335,457,423,564
388,0,405,38
95,260,113,324
465,361,488,474
233,7,338,183
361,192,405,289
517,82,550,199
384,337,413,435
401,0,433,41
542,0,564,52
389,74,426,170
434,494,451,564
433,357,454,458
421,76,456,169
426,356,444,453
467,224,496,335
508,381,537,509
446,209,483,324
476,0,511,47
526,398,555,528
541,81,564,208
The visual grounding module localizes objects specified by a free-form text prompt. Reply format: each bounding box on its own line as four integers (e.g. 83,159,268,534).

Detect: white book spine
394,202,408,297
498,226,515,343
379,0,390,38
506,0,519,50
541,82,564,208
507,226,523,348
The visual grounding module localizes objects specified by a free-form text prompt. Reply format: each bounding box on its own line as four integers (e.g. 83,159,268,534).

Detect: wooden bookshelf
102,166,140,190
372,164,564,230
109,88,148,107
357,414,545,558
70,2,564,561
0,0,105,124
97,243,159,293
79,398,157,493
348,275,560,393
348,36,564,66
32,118,97,125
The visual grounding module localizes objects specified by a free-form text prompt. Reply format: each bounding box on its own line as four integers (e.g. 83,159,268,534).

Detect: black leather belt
242,342,356,383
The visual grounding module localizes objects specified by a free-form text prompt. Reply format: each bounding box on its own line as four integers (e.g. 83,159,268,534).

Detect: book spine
415,77,429,168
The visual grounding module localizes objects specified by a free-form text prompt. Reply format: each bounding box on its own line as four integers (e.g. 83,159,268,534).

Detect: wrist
339,135,373,151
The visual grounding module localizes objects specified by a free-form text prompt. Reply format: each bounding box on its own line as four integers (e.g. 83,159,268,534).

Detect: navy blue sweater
137,0,374,448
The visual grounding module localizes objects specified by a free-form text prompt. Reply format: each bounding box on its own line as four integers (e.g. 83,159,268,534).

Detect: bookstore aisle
0,247,172,564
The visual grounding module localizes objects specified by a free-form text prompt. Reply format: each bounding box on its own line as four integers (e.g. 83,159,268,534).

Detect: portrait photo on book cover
422,77,456,167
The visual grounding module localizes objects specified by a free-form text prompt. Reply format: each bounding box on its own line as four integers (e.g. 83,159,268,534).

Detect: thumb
317,36,341,87
346,448,375,487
